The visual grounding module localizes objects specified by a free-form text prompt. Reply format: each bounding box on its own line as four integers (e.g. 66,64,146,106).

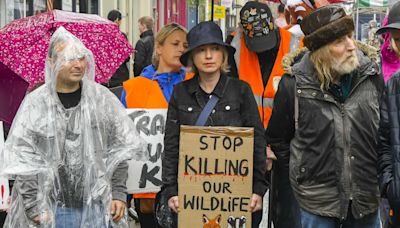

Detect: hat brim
180,42,236,67
376,23,400,34
243,29,278,53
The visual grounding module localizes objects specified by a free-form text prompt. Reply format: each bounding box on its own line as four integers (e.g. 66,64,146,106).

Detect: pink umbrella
0,10,133,90
0,62,29,129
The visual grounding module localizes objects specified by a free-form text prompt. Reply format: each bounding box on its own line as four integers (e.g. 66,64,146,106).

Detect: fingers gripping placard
178,126,253,227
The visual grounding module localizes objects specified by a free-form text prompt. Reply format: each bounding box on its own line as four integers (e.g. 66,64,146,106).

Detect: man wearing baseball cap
377,2,400,227
267,5,383,227
230,1,302,129
229,2,303,227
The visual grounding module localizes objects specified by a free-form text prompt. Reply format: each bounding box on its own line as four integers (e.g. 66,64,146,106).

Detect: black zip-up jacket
134,30,154,76
378,70,400,221
266,42,383,220
162,74,268,200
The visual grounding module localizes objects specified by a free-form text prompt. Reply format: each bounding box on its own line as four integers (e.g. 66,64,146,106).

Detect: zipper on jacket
341,102,353,218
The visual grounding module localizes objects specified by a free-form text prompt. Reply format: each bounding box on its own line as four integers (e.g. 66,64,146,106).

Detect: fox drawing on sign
203,214,221,228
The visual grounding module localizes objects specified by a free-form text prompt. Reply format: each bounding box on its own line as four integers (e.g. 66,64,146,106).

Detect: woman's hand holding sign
168,196,179,213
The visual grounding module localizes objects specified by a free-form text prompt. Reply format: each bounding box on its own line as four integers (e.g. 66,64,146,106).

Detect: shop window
1,0,47,28
54,0,98,14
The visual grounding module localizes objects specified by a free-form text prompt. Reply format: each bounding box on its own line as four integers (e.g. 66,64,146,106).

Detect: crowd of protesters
1,1,400,228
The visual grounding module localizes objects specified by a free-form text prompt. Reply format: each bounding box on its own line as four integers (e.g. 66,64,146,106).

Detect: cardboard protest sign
178,126,254,227
0,121,10,209
126,109,167,194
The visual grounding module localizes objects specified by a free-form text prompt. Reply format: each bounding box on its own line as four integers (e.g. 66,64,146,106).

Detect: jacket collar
187,73,228,98
140,65,185,80
140,30,154,38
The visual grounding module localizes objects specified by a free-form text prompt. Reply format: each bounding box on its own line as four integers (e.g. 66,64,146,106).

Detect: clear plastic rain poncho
0,27,147,228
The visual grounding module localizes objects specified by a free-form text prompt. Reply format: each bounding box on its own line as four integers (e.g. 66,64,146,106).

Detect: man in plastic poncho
0,27,147,228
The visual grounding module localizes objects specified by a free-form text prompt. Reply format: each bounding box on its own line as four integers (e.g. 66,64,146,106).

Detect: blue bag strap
195,95,219,126
195,76,231,126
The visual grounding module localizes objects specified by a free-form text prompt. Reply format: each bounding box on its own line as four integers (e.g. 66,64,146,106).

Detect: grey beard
331,54,360,76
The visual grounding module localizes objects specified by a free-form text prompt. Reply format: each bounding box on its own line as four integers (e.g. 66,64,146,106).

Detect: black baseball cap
376,1,400,34
240,1,278,52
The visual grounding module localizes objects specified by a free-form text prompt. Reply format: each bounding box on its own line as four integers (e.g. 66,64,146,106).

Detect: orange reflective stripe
133,193,156,199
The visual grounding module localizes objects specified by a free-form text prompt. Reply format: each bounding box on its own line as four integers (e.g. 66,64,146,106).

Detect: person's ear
155,42,162,56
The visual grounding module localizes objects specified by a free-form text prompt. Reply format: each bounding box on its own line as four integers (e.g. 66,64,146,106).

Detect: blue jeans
55,207,111,228
300,208,381,228
55,207,83,228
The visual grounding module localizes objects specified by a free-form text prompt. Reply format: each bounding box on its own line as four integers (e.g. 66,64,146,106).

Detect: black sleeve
162,88,181,200
226,38,238,79
227,52,239,79
122,33,130,63
241,82,268,196
133,40,147,76
265,74,295,172
377,82,393,197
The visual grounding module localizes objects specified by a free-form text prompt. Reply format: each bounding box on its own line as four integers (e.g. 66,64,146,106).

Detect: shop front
0,0,99,28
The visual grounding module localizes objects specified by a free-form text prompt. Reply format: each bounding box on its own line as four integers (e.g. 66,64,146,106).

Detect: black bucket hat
180,21,236,66
376,1,400,35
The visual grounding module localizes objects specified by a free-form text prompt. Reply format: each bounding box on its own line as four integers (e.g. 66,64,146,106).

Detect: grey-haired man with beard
266,5,383,228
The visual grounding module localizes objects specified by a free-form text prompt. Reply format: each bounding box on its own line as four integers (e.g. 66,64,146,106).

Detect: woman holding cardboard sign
121,23,190,228
162,21,268,228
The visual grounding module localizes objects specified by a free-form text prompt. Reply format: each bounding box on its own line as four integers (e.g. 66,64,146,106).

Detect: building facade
0,0,99,29
0,0,257,76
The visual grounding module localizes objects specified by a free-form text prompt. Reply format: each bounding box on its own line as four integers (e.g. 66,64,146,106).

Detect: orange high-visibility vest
122,73,192,198
124,76,168,109
231,29,303,129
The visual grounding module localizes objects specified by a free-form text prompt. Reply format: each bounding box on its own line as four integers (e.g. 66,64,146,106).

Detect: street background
1,0,398,78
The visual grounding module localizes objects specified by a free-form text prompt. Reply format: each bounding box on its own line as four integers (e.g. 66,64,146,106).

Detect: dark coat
266,42,384,220
378,70,400,220
134,30,154,76
162,74,268,200
107,33,130,88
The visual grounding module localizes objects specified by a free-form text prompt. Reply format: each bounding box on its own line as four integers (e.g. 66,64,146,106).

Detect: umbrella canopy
0,10,133,90
0,62,29,129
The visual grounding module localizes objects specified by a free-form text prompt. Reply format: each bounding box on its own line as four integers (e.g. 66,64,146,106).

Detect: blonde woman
121,23,189,227
162,21,268,228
